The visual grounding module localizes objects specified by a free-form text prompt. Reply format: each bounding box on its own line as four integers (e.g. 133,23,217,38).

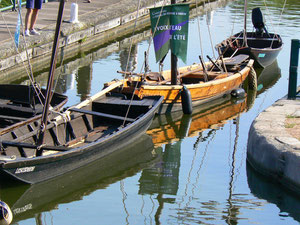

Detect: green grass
286,114,297,119
0,0,13,8
285,123,296,128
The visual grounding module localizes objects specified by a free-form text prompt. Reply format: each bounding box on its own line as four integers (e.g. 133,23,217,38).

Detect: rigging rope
121,0,144,127
205,0,216,59
0,2,45,108
122,0,168,127
195,0,204,59
263,0,286,48
263,0,286,35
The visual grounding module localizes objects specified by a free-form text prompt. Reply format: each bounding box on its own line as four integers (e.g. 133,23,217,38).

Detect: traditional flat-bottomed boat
0,82,163,184
0,0,163,184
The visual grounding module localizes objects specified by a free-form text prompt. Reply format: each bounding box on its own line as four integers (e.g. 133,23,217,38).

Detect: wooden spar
171,0,178,85
117,71,144,76
2,141,68,151
158,67,205,85
243,0,248,47
36,0,65,148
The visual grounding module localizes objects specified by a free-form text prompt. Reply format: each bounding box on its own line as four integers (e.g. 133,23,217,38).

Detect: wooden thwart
68,108,135,122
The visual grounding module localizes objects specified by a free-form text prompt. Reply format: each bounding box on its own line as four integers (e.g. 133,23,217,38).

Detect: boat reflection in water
0,134,157,224
255,60,281,96
147,95,248,147
243,60,281,109
140,95,249,223
246,162,300,223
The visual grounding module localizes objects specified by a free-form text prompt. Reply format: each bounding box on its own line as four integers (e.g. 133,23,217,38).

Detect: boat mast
243,0,248,47
36,0,66,148
171,0,178,85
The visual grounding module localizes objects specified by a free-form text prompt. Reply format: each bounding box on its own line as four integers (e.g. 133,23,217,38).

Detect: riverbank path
0,0,118,44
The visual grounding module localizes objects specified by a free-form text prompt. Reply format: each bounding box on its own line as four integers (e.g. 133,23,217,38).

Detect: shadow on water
246,162,300,222
255,60,281,96
0,134,157,223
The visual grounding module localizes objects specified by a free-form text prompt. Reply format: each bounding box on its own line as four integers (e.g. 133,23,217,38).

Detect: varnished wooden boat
106,55,255,114
0,84,67,128
104,3,256,114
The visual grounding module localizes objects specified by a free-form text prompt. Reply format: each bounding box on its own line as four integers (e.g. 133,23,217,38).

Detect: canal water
1,0,300,224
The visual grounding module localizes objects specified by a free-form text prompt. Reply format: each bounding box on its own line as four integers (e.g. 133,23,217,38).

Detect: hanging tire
248,66,257,90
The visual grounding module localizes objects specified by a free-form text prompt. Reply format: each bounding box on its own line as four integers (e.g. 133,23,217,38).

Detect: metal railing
288,39,300,99
0,0,48,12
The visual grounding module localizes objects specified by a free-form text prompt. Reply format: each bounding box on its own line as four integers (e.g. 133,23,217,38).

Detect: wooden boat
0,0,163,184
0,82,163,184
216,4,283,68
107,55,255,114
105,2,256,114
0,84,67,128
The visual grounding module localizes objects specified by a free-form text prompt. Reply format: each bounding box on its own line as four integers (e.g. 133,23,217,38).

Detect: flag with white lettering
150,4,189,63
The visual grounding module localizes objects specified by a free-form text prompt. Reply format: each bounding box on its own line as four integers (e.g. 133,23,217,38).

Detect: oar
75,80,123,109
207,55,224,72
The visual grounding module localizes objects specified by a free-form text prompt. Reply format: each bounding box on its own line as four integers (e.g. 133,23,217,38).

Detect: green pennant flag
150,4,189,63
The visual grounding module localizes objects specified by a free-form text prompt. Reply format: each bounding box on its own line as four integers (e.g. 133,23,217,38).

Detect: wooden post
288,39,300,99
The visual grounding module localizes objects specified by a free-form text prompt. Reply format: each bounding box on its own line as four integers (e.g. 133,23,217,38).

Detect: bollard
288,39,300,99
69,3,79,23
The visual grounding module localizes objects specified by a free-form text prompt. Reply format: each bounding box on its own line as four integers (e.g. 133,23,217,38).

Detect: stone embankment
247,97,300,195
0,0,229,82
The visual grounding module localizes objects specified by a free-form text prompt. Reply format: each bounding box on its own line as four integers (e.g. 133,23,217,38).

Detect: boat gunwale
139,59,254,90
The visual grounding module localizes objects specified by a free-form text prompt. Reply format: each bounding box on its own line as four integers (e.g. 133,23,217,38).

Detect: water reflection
255,60,281,95
0,0,298,223
247,162,300,222
0,134,156,224
140,96,249,224
76,64,92,101
147,95,248,146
